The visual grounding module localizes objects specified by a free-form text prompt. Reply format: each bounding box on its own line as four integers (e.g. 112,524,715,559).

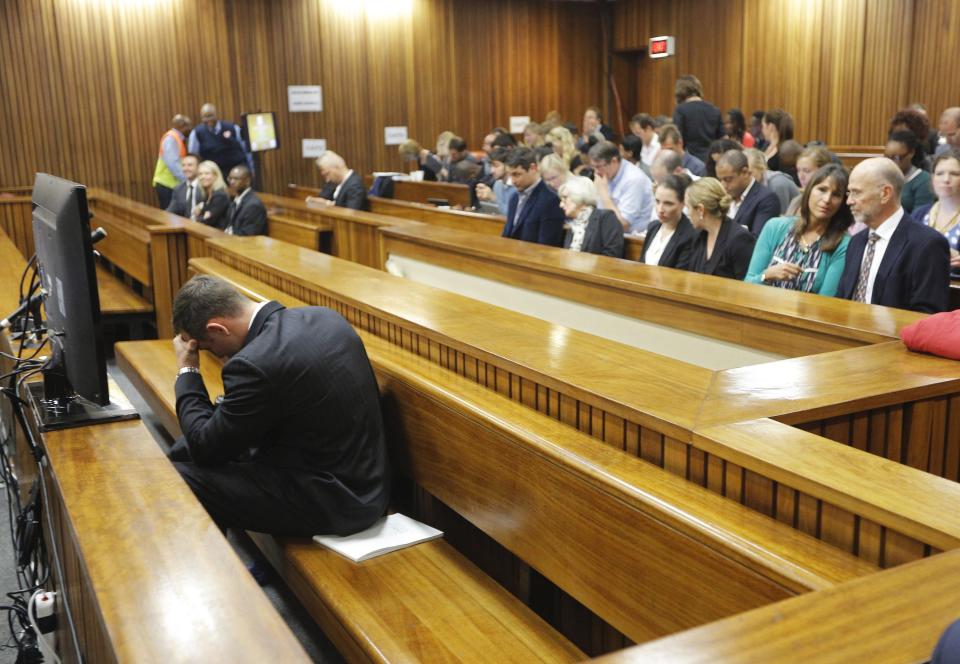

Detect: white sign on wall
384,126,409,146
509,116,531,134
288,86,323,112
302,139,328,159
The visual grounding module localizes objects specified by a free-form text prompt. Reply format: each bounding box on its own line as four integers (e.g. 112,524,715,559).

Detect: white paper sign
384,126,409,146
288,86,323,112
302,139,328,159
509,115,531,134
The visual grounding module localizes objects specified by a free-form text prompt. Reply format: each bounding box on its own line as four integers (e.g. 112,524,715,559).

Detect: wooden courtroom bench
117,236,960,656
829,144,885,170
115,281,877,659
361,175,474,208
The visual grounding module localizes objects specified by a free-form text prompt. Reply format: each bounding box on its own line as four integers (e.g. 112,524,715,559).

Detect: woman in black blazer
640,175,695,269
191,160,230,229
684,177,756,280
558,175,624,258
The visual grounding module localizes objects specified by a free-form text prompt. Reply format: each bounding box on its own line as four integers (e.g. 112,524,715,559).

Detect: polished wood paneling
613,0,959,145
1,0,602,204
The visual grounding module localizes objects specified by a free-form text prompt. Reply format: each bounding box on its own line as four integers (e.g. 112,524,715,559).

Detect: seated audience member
544,110,564,126
885,130,935,213
746,164,853,296
620,134,645,167
398,139,443,181
685,177,756,280
500,148,564,246
640,175,695,269
744,148,800,214
539,154,571,193
476,147,517,216
715,150,781,235
778,140,804,185
191,160,230,229
492,131,517,150
650,149,686,186
936,108,960,156
658,124,707,176
169,275,389,537
166,153,202,217
707,138,743,178
546,125,584,172
629,113,661,166
762,108,795,172
889,108,934,164
580,106,615,146
436,130,455,180
306,151,368,211
588,140,655,234
558,176,624,258
723,108,755,148
453,160,484,209
912,149,960,273
836,158,950,313
188,103,252,179
749,110,768,150
523,122,546,148
445,137,480,184
672,75,723,163
224,165,267,236
786,146,834,215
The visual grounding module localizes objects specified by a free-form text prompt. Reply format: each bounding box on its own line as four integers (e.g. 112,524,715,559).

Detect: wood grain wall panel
818,0,867,146
909,0,960,119
859,0,914,144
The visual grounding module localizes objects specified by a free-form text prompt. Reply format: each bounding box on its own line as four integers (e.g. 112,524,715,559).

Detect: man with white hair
306,151,368,210
836,157,950,313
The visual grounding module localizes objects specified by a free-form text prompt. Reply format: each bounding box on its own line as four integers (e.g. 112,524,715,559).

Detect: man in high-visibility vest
152,114,192,209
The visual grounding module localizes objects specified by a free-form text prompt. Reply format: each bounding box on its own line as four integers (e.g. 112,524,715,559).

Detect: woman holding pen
745,164,853,296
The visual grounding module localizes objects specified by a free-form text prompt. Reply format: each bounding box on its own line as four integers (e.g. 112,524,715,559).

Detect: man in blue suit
716,149,781,236
836,158,950,313
501,148,564,247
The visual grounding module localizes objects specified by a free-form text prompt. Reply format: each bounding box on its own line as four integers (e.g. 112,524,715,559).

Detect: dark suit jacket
563,208,624,257
226,189,267,236
175,302,390,535
836,215,950,313
501,179,564,246
196,190,230,229
639,215,696,269
327,171,369,210
165,179,201,217
735,180,782,236
689,217,756,280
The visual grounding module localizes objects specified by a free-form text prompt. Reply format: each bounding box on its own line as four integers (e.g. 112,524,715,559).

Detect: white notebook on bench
313,513,443,563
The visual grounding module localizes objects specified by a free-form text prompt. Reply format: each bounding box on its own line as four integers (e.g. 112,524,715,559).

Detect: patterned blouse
768,230,823,293
567,205,595,252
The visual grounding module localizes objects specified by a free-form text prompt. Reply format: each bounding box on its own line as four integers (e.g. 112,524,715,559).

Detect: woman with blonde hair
546,125,583,172
191,160,230,229
523,122,546,148
684,177,755,280
398,139,443,181
539,154,571,192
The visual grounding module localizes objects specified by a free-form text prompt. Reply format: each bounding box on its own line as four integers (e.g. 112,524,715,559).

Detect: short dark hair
490,147,511,163
172,275,247,340
588,140,620,164
534,145,554,162
630,113,655,129
492,133,517,149
184,152,202,162
506,147,538,170
620,134,643,161
717,149,748,172
448,137,467,152
585,106,603,122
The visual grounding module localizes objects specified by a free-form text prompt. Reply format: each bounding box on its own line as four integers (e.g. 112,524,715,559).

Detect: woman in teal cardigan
745,163,853,296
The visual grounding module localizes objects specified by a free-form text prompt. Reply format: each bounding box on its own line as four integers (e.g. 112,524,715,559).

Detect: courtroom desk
184,237,960,573
369,196,506,235
14,411,308,662
258,192,421,269
595,548,960,664
379,223,921,357
361,175,474,207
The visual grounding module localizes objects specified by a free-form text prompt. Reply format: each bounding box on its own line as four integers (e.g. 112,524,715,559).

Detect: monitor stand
25,382,139,432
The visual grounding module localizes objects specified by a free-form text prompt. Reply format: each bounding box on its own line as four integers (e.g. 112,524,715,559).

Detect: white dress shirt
641,135,661,167
727,178,755,220
333,169,354,202
643,225,675,265
862,207,905,304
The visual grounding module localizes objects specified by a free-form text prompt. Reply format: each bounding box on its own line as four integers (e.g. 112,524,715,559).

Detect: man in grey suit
164,153,201,217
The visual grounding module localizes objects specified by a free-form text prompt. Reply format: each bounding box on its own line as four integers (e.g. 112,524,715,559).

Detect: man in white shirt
588,141,654,234
836,158,950,313
715,150,780,235
629,113,661,167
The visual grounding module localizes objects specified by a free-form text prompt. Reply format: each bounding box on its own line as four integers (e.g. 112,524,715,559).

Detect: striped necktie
852,232,881,302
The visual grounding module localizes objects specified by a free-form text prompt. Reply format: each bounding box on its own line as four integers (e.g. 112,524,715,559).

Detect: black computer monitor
27,174,136,430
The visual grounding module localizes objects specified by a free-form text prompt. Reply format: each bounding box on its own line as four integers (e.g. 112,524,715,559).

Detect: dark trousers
168,436,332,537
155,184,173,209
